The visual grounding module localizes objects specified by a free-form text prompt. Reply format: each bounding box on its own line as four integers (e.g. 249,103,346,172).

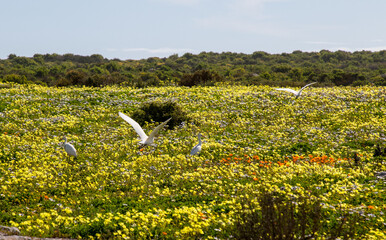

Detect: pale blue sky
1,0,385,60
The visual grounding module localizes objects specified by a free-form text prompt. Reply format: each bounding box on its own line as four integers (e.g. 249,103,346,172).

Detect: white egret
275,82,317,99
118,112,171,147
63,136,77,157
190,133,202,155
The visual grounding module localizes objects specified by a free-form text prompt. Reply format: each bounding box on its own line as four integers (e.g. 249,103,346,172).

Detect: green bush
179,70,223,87
3,74,29,84
130,100,190,129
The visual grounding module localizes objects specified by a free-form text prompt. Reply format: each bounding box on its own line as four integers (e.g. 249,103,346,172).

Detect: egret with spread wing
119,112,171,147
275,82,317,99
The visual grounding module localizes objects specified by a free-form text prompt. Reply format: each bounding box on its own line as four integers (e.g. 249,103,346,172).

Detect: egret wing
275,88,298,95
299,82,317,92
119,112,148,141
147,118,171,141
64,143,77,157
190,144,201,155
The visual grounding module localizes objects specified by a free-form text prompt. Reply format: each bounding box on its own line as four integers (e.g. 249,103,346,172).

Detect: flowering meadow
0,84,385,239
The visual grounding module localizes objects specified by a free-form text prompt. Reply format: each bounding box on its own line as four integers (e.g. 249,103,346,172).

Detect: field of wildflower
0,84,385,239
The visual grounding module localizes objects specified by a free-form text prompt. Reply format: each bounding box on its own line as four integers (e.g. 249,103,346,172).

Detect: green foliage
179,70,223,86
0,50,385,87
233,192,323,240
279,142,317,155
233,190,370,240
130,100,190,129
0,85,384,239
3,74,29,84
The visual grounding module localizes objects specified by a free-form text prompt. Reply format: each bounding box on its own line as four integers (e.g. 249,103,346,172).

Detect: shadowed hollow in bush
130,100,190,129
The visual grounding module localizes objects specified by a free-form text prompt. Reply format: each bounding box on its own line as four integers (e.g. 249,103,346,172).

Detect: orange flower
139,148,144,152
44,195,49,200
253,177,258,181
162,232,167,235
368,205,375,210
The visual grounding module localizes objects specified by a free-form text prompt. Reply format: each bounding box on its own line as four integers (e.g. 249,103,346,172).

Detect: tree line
0,50,385,87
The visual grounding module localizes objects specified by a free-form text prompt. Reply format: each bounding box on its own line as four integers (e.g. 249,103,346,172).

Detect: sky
1,0,385,60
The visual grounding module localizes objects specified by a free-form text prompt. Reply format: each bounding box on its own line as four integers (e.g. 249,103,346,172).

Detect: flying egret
63,136,77,157
275,82,317,99
118,112,171,147
190,133,202,155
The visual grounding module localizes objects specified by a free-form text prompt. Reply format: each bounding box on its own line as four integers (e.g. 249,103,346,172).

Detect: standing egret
190,133,202,155
63,136,77,158
119,112,171,147
275,82,317,99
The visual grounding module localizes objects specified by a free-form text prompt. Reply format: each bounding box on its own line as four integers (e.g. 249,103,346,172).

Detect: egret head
198,133,206,139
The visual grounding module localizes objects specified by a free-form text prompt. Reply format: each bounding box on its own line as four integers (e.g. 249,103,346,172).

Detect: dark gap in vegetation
127,100,190,130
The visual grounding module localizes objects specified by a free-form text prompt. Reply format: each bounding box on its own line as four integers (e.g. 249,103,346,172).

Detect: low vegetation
0,84,384,239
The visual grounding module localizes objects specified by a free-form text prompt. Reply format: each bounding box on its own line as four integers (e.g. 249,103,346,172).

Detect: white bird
63,136,77,157
275,82,317,99
119,112,171,147
190,133,202,155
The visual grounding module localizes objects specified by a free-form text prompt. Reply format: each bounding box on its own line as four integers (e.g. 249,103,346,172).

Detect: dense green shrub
179,70,223,86
130,100,190,129
3,74,30,84
1,51,385,87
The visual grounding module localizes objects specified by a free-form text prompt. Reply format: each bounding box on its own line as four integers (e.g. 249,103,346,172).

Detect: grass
0,84,385,239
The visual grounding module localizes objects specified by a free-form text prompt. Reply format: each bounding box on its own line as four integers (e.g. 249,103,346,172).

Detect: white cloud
107,47,196,54
196,15,289,37
302,45,386,53
152,0,201,6
369,39,384,43
227,0,278,13
195,0,289,36
352,46,386,52
303,41,343,46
